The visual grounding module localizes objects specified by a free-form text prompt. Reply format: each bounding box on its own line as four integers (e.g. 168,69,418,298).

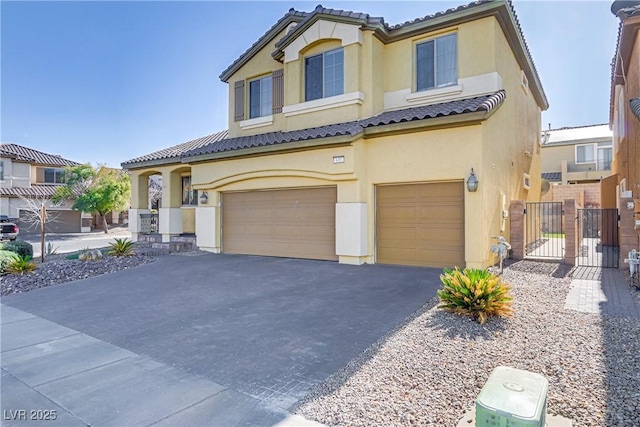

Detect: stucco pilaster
159,208,182,241
196,206,220,253
336,203,368,263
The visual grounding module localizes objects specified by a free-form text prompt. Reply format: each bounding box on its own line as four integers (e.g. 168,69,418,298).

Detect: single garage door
19,210,81,233
376,182,464,268
222,187,338,261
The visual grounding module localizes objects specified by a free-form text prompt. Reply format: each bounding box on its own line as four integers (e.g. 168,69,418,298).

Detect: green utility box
476,366,549,427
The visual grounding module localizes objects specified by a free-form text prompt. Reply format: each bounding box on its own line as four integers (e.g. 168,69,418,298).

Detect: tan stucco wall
182,207,195,234
226,15,513,139
542,145,573,173
189,123,503,268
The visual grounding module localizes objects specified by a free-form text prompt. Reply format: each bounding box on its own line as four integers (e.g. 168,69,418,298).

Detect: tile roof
0,143,80,166
542,172,562,182
182,91,505,159
0,184,63,198
121,130,228,167
221,1,546,109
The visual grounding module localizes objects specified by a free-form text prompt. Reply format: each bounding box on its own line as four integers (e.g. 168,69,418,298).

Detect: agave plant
5,255,37,275
107,238,135,257
437,267,513,325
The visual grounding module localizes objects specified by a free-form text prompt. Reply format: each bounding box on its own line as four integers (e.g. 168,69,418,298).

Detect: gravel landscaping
295,261,640,427
0,254,156,296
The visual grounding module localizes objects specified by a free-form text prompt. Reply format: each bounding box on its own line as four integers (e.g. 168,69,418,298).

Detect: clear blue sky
1,1,620,168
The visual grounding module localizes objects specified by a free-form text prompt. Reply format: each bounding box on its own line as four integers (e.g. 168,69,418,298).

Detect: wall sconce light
467,168,479,192
199,191,208,205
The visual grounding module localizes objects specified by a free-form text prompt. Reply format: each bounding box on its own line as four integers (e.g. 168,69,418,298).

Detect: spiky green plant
5,255,37,275
437,267,513,325
107,238,134,257
45,242,59,257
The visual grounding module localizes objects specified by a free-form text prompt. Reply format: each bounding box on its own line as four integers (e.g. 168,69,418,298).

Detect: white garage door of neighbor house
376,182,465,268
222,187,338,261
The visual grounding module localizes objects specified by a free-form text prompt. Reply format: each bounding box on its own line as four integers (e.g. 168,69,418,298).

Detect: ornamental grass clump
5,255,37,275
437,267,513,325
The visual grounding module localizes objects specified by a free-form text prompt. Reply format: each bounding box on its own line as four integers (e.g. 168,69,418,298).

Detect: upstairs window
576,144,595,163
305,47,344,101
182,176,198,206
416,33,457,91
249,75,273,119
43,168,65,184
0,161,3,180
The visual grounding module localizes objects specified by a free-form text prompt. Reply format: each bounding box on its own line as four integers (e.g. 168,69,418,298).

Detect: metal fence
139,213,159,234
525,202,564,259
576,208,619,268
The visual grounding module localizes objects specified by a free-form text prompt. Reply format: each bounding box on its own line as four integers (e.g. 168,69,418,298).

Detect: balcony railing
567,160,612,173
139,213,159,234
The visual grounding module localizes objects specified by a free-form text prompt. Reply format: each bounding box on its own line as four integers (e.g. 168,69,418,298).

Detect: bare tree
17,195,64,262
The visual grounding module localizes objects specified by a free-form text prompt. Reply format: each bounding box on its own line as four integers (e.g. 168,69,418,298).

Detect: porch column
336,202,368,265
129,173,151,242
159,170,183,242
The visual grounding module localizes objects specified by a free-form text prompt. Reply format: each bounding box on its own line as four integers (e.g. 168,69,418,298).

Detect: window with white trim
43,168,65,184
416,33,457,91
249,75,272,119
305,47,344,101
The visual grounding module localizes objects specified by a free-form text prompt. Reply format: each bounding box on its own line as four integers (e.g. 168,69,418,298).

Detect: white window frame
248,75,272,119
415,33,458,92
304,47,344,101
575,144,595,164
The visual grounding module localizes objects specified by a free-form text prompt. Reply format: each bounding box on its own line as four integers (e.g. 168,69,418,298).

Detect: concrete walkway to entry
564,267,640,318
1,304,323,427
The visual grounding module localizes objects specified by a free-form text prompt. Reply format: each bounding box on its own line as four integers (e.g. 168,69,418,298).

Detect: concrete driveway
1,254,441,426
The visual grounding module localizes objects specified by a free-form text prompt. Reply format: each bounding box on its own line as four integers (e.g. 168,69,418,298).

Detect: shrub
4,255,37,275
107,238,134,257
0,250,20,274
45,242,59,257
1,240,34,259
437,267,513,325
79,248,103,261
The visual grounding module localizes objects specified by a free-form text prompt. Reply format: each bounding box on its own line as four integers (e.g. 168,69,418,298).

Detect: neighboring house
0,143,91,233
541,124,613,185
123,0,548,269
608,2,640,204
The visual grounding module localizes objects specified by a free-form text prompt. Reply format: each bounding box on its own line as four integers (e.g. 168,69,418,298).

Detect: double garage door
221,182,464,268
222,187,338,261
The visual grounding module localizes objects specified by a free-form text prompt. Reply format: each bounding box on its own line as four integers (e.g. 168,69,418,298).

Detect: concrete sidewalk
1,305,323,427
564,267,640,318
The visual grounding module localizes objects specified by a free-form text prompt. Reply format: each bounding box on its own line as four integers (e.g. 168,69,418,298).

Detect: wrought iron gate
576,208,619,268
525,202,564,259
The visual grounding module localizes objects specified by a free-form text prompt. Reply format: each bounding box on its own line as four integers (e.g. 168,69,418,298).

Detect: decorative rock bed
295,261,640,427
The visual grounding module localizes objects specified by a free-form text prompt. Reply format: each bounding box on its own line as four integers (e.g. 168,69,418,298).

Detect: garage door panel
377,182,464,268
223,187,337,261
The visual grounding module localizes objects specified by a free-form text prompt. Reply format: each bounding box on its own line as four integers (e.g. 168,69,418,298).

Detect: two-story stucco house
0,143,93,233
123,0,548,269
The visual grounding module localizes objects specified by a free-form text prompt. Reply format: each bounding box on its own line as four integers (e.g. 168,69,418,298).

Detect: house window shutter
234,80,245,122
272,69,284,114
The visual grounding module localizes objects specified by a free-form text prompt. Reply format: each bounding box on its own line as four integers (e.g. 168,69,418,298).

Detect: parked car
0,215,19,241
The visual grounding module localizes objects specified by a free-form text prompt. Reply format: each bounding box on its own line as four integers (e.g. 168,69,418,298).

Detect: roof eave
363,106,500,138
220,13,306,82
272,14,385,61
183,134,359,164
121,157,183,171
